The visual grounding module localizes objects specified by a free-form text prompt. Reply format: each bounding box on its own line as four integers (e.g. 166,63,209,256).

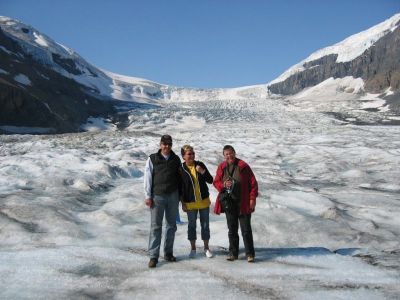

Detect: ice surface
0,98,399,299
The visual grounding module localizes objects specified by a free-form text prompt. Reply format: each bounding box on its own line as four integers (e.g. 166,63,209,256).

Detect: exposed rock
52,53,83,75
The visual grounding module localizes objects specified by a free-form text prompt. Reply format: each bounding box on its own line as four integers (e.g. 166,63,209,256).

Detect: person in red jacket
213,145,258,262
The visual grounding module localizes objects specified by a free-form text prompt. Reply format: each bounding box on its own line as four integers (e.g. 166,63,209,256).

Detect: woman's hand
196,165,205,174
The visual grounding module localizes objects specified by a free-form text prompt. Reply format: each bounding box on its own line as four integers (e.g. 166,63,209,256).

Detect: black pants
225,211,254,257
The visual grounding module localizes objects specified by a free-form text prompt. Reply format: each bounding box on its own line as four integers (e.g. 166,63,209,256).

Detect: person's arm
213,164,225,192
247,165,258,211
144,157,153,207
197,162,213,183
176,157,183,197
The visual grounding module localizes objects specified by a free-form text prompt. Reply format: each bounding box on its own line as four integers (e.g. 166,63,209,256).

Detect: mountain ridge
1,14,399,133
268,14,400,98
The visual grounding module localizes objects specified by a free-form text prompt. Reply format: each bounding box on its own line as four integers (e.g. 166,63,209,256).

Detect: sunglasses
185,152,195,156
162,143,172,146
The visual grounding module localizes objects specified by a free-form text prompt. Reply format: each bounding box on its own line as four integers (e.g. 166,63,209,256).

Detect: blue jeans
148,190,179,259
187,207,210,241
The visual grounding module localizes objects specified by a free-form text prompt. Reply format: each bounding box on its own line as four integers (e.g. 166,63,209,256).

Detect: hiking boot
164,254,177,262
204,249,213,258
148,258,158,268
247,255,255,263
226,254,238,261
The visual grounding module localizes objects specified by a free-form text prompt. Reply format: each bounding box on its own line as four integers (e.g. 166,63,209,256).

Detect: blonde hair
181,144,194,157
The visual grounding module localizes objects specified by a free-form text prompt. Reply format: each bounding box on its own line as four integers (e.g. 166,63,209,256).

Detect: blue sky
1,0,399,88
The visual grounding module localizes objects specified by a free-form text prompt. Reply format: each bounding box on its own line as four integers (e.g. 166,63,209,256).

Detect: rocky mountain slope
0,24,117,133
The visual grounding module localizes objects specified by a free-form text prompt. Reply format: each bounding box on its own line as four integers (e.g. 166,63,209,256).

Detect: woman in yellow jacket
180,145,214,258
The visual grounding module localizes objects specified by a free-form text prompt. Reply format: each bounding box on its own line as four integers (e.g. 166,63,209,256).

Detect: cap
160,134,173,144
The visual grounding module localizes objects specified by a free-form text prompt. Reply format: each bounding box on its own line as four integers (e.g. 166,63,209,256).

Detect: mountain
0,16,268,133
1,14,399,133
268,14,400,107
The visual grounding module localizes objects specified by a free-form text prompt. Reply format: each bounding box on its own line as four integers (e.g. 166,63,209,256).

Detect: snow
13,73,32,86
290,76,365,101
80,117,116,132
0,45,12,55
1,97,399,299
33,32,49,47
360,99,387,110
0,68,9,74
277,76,395,120
383,87,395,96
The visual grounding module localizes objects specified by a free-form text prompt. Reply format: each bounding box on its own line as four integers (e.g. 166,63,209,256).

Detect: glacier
0,98,399,299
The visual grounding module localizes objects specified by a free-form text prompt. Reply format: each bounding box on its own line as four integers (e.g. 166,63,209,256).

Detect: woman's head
181,145,195,165
223,145,236,164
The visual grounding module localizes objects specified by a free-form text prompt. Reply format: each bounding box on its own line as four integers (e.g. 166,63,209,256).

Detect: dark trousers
225,211,255,257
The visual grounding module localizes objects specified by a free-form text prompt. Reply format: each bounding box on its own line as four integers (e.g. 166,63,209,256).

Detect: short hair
223,145,235,154
181,144,194,157
160,134,172,144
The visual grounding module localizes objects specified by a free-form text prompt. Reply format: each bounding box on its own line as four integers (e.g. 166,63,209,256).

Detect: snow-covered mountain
0,16,269,133
0,14,399,133
268,14,400,102
0,16,268,104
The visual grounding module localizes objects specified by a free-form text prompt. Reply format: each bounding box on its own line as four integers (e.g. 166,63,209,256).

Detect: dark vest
150,150,181,195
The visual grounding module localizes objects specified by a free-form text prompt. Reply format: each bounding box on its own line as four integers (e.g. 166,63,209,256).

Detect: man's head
160,134,173,155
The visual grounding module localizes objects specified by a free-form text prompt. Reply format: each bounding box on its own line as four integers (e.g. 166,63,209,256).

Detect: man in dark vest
144,134,181,268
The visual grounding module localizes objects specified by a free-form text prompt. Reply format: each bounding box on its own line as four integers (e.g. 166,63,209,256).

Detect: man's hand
145,198,153,208
249,199,256,212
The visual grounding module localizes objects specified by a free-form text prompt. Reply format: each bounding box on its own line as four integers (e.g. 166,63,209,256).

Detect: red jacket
213,159,258,215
